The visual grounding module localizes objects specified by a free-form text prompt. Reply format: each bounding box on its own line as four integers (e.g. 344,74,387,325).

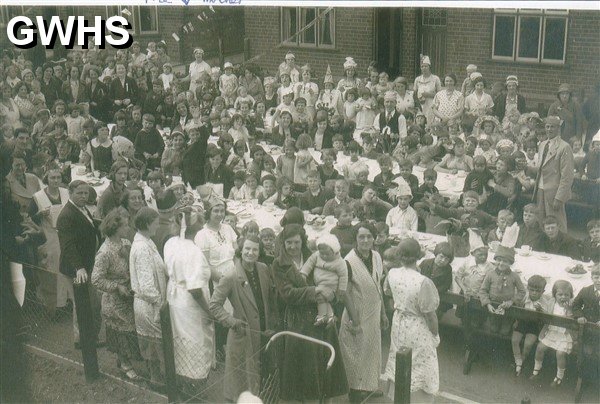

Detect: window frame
491,9,569,65
136,5,159,34
280,7,335,49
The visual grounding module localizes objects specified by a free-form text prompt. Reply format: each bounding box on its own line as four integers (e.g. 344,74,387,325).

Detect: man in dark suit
57,180,102,345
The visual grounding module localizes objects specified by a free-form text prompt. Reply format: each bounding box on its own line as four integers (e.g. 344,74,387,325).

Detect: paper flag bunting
197,14,204,21
121,8,132,17
187,22,194,31
183,26,189,33
209,6,215,13
172,33,180,42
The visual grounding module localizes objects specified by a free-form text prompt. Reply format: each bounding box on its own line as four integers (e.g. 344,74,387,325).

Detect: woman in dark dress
271,224,348,401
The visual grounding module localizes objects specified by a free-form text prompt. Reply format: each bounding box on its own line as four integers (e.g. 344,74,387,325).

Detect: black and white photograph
0,1,598,403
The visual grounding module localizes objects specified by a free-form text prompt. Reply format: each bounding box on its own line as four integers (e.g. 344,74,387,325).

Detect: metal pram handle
265,331,336,370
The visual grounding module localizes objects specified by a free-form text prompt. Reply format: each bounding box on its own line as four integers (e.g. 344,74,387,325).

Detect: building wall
244,6,375,81
444,8,600,107
399,8,418,79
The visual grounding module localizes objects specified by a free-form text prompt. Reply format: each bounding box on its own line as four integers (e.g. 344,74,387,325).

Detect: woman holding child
271,224,349,401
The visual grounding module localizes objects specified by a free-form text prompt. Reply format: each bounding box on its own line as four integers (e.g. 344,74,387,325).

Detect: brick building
244,7,600,110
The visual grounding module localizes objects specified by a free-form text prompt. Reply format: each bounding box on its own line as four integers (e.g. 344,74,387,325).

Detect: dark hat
494,245,515,264
156,189,177,213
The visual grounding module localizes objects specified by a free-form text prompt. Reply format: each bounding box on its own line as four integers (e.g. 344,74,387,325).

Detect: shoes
550,377,562,387
515,364,522,377
529,373,540,381
314,316,327,327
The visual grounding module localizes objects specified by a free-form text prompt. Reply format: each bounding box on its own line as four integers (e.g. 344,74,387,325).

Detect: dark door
418,8,447,77
375,8,403,77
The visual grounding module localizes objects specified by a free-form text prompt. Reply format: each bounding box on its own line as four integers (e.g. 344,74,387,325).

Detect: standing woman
463,73,494,133
239,65,264,100
186,48,211,95
294,65,319,120
119,187,147,241
164,210,215,387
548,83,584,142
340,222,388,402
13,82,36,129
381,239,440,402
493,75,526,123
337,57,362,98
413,56,442,127
29,163,72,315
160,131,187,177
97,159,128,218
92,208,141,381
87,66,110,122
6,151,42,214
210,236,279,402
62,65,89,105
0,82,22,129
394,77,415,116
432,73,464,126
271,224,349,401
129,207,167,389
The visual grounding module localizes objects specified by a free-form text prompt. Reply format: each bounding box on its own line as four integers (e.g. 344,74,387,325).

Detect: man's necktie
532,141,550,201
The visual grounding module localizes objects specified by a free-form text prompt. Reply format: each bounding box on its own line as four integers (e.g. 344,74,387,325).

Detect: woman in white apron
164,210,215,388
413,56,442,128
30,164,72,315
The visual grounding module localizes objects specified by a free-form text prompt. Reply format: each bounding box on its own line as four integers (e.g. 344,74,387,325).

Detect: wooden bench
439,292,599,403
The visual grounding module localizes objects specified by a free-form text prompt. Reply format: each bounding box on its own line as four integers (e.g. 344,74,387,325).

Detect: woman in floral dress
432,73,464,125
92,207,141,380
381,239,440,401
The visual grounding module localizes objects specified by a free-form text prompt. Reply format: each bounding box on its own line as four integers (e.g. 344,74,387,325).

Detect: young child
274,176,297,210
87,122,113,174
572,265,600,339
419,242,455,314
374,222,393,257
487,209,515,244
300,234,358,326
330,203,355,257
512,275,553,376
353,87,377,141
228,170,246,200
241,220,260,240
516,203,543,249
524,140,539,170
361,133,381,160
276,139,296,182
332,134,346,155
258,174,277,205
134,114,164,171
259,228,277,266
416,168,439,202
536,215,580,260
343,88,358,123
531,280,575,387
299,170,333,214
65,103,85,137
293,133,317,187
386,181,418,232
397,158,419,197
219,62,238,107
294,97,313,133
234,85,255,111
228,140,251,172
238,171,264,201
228,114,249,144
474,135,497,168
159,63,174,91
479,245,526,335
341,141,367,181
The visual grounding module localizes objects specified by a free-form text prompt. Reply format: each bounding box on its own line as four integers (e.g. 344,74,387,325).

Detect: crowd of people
1,39,599,402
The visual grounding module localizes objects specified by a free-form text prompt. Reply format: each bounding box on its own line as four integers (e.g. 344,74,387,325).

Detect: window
422,9,447,27
106,5,159,35
281,7,334,48
492,9,568,64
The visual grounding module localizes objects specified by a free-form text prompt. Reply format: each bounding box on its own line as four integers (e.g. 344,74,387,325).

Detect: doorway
417,8,447,77
375,8,403,77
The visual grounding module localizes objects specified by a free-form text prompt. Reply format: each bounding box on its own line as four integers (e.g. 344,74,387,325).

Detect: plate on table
418,234,432,241
516,248,532,257
537,254,551,261
565,263,587,278
237,212,253,219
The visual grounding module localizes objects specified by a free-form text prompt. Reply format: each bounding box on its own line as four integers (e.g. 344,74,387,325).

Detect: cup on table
93,170,100,178
521,245,532,255
457,170,466,177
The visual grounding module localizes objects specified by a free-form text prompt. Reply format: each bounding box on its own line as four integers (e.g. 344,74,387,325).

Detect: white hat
468,229,486,253
224,62,233,69
316,234,341,254
506,75,519,86
466,64,477,72
282,87,294,97
591,129,600,144
323,65,334,85
391,177,412,198
343,57,357,70
285,52,295,60
211,67,221,75
193,47,204,55
263,76,276,87
384,91,397,102
421,55,431,66
470,72,483,81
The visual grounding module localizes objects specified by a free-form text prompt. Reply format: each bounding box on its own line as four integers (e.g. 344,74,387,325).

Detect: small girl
87,122,113,174
259,228,276,266
343,88,359,123
274,177,297,210
261,155,277,179
219,62,238,107
159,63,174,91
342,140,367,181
228,114,249,144
524,140,539,170
293,133,317,187
234,85,255,111
276,139,296,182
312,116,328,151
570,137,586,172
353,87,377,141
227,140,251,172
300,234,358,326
474,135,497,168
241,220,260,240
530,280,575,387
239,171,264,201
228,170,246,201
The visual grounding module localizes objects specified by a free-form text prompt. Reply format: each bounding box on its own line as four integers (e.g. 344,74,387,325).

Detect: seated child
572,265,600,356
474,135,496,168
274,176,297,210
530,280,575,387
487,209,515,244
223,213,239,236
317,148,342,186
348,165,371,200
331,133,346,155
276,139,296,182
238,171,264,201
515,203,543,249
415,168,439,202
511,275,553,376
535,215,580,259
228,170,246,200
374,222,393,257
580,219,600,263
397,158,419,197
373,154,399,202
293,133,317,187
479,246,526,335
300,235,358,326
299,170,333,214
385,181,418,232
330,204,355,257
323,179,354,217
341,140,367,181
419,242,455,314
524,140,539,170
463,155,494,196
258,174,277,205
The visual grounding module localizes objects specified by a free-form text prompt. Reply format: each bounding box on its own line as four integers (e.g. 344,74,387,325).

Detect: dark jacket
88,80,110,122
572,285,600,323
535,232,580,260
181,127,210,188
109,76,139,109
204,163,234,198
493,93,527,121
56,201,101,278
299,187,334,212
